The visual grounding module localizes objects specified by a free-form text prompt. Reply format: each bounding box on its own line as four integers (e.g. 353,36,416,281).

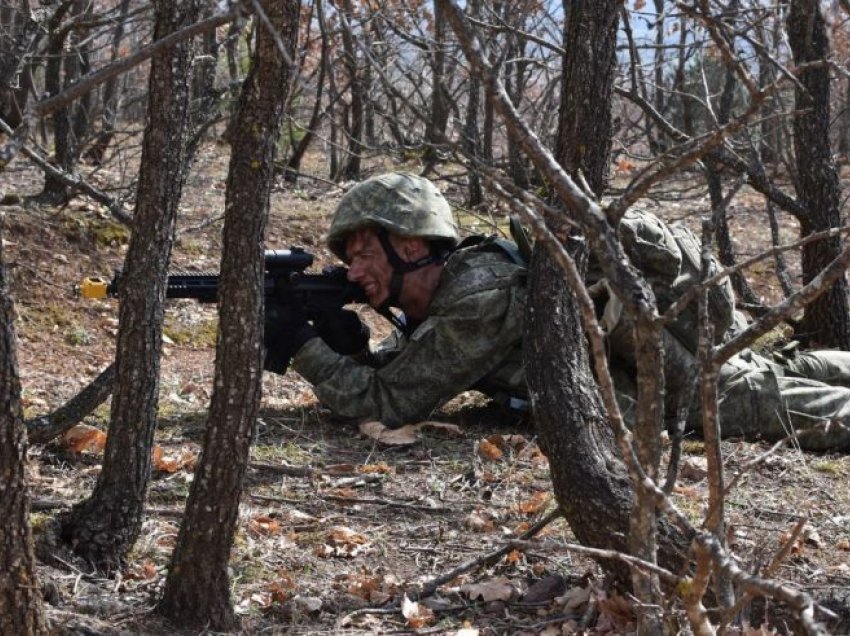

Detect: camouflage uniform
292,240,527,427
290,172,527,427
608,209,850,451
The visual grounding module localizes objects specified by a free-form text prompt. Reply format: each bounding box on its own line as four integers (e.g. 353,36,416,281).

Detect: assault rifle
79,247,367,313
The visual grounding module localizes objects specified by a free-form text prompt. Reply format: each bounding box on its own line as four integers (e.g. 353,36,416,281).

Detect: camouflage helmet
327,172,459,261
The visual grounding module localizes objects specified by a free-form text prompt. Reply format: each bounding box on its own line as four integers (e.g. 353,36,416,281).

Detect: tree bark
338,0,362,180
787,0,850,349
463,0,483,207
422,0,449,174
157,0,300,629
39,2,77,204
59,0,200,571
0,2,40,129
85,0,132,165
530,2,685,614
0,220,47,634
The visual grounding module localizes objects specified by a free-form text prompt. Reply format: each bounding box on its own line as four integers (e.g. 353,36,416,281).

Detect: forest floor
1,145,850,635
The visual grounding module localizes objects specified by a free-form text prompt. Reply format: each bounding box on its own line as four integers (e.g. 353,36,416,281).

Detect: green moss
58,212,131,247
163,317,219,347
681,440,705,454
812,460,842,476
91,220,131,247
252,441,311,465
29,513,51,533
18,304,80,335
65,324,92,346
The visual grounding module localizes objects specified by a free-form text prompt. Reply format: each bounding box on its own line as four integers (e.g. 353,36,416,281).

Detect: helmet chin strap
374,228,448,330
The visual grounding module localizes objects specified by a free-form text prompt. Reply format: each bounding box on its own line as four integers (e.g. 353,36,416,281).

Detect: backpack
618,210,735,352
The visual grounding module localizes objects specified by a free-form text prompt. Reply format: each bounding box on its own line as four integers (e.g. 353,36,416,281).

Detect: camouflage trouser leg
716,362,850,452
781,351,850,388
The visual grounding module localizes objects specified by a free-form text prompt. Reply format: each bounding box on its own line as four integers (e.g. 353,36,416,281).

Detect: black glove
263,302,317,374
314,308,370,356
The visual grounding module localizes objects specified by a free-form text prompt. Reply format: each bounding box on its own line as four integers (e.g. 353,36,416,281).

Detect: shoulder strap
455,234,527,267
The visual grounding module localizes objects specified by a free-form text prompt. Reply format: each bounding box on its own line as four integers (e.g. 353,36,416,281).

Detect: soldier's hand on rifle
314,308,370,356
263,302,317,374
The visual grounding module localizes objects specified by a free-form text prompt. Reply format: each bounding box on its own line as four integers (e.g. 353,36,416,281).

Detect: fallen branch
26,364,115,444
322,494,449,512
249,460,316,478
410,507,563,600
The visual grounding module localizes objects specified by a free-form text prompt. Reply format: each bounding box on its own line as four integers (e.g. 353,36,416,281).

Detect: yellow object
79,277,110,299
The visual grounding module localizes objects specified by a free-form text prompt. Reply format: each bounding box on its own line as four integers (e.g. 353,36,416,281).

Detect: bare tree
787,0,850,348
0,219,47,636
157,0,300,629
59,0,202,570
335,0,363,180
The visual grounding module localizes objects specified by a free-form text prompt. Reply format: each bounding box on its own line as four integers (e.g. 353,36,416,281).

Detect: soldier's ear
401,237,430,260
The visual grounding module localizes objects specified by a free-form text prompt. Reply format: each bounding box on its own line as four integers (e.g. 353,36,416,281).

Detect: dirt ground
2,146,850,635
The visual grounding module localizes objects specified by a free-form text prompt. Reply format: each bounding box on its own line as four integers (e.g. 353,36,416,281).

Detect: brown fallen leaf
478,438,503,460
523,574,566,604
517,491,551,515
316,525,371,558
325,463,357,475
249,515,281,536
359,420,463,446
358,461,391,474
460,576,518,602
464,511,495,532
63,424,107,454
152,445,198,473
487,433,529,450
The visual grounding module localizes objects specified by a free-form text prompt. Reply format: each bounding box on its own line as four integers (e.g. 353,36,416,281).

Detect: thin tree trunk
157,1,300,629
338,0,362,180
463,0,482,207
422,0,449,174
285,0,327,183
0,3,41,129
40,2,76,203
59,0,200,571
85,0,131,165
0,220,47,636
787,0,850,349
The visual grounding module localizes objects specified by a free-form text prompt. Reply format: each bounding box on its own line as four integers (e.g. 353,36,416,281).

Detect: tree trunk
532,2,686,612
0,223,47,636
59,0,200,571
184,0,220,171
463,0,482,207
787,0,850,349
422,0,449,174
285,0,327,183
85,0,131,165
0,3,40,129
39,2,76,204
157,0,300,629
527,242,635,587
338,0,362,180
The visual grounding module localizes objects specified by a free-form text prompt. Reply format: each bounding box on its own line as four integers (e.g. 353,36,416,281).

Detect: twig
249,460,316,478
410,507,563,600
321,495,450,513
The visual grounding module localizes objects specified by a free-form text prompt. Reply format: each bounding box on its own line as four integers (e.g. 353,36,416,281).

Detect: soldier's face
345,229,393,307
